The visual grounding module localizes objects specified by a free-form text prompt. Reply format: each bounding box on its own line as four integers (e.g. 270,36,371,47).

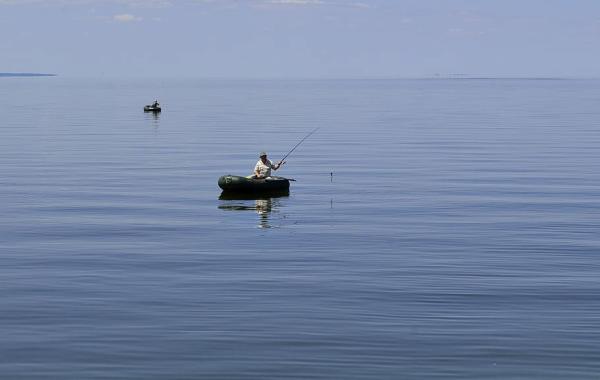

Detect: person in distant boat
152,100,159,108
253,152,284,179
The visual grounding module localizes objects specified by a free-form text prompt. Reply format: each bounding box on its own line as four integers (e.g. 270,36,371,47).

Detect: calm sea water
1,78,600,379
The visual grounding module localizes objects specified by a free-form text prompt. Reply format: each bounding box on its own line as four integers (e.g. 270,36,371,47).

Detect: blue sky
1,0,599,78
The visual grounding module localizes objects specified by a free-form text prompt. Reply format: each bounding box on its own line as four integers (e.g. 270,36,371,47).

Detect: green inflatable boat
218,175,291,194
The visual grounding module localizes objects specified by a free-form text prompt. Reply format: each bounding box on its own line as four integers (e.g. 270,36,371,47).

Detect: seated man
253,152,284,179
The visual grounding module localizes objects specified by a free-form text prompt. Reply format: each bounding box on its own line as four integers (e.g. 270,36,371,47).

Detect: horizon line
0,72,57,77
4,73,600,81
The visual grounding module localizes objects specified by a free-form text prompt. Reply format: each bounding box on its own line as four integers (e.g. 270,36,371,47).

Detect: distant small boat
144,104,161,112
218,175,291,194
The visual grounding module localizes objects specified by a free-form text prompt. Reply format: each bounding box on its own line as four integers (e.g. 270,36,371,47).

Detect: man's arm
273,161,285,170
254,163,262,177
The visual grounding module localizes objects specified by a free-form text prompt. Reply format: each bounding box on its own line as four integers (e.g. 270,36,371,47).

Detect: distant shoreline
0,74,592,80
0,73,56,77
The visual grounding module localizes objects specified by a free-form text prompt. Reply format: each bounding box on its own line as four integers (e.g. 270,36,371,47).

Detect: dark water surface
1,78,600,379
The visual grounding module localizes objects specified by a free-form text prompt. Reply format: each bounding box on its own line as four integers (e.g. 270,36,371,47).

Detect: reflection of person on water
256,198,272,228
255,199,272,213
253,151,285,179
217,196,280,229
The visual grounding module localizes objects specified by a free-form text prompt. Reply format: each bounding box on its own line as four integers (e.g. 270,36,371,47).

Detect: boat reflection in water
218,190,289,229
144,108,161,130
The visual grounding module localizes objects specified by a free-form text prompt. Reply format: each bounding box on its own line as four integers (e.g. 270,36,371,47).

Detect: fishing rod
278,127,319,164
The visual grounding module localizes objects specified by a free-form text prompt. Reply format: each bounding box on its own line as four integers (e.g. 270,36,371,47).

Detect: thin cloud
259,0,374,9
265,0,324,4
0,0,171,5
352,2,370,9
0,0,374,10
116,0,172,8
113,13,142,22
